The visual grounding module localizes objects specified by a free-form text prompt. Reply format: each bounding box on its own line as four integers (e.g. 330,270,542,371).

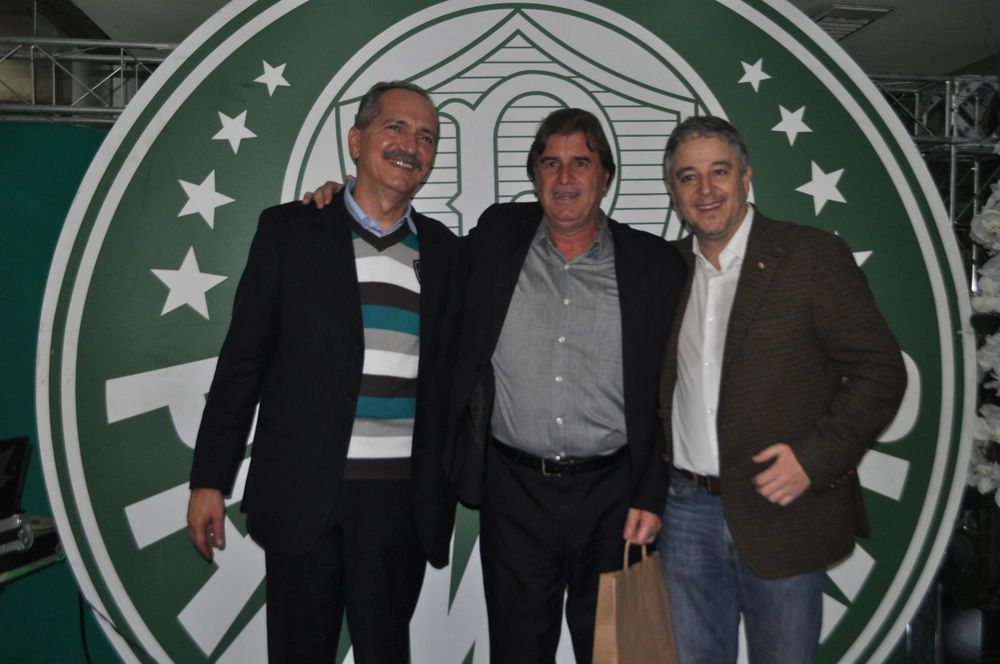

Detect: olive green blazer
661,212,907,579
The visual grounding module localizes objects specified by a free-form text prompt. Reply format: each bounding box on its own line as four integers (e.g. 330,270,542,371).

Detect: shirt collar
533,209,613,263
343,178,418,238
692,204,754,272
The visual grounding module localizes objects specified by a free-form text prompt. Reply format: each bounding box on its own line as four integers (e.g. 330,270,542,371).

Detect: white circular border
34,0,974,662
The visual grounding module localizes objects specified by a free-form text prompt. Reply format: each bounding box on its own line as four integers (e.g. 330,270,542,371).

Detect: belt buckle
541,455,562,476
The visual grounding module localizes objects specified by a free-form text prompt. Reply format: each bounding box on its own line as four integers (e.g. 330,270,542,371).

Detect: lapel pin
757,261,766,269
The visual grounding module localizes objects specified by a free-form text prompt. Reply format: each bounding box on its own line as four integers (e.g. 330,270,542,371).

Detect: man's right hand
301,178,349,209
187,488,226,561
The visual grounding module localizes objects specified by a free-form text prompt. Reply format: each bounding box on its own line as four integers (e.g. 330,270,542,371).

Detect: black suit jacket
447,202,686,513
191,191,458,567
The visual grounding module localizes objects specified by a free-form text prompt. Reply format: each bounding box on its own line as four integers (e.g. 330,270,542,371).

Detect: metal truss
871,74,1000,293
871,74,1000,227
0,37,175,125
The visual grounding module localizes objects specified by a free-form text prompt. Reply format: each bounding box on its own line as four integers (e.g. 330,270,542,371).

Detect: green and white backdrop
34,0,974,662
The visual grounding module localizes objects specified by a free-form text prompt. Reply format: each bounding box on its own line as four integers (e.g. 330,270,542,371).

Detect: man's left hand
622,508,661,545
752,443,811,506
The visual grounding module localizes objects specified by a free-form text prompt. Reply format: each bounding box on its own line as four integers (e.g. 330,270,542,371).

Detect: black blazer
446,202,686,513
191,191,458,567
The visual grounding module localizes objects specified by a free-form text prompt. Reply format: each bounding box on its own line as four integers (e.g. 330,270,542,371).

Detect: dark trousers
480,444,631,664
264,478,427,664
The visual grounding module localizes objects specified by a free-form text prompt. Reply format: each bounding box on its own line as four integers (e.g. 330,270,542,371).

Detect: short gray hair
354,81,438,136
663,116,750,184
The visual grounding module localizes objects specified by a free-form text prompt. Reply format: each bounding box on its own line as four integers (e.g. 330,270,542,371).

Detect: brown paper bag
593,543,678,664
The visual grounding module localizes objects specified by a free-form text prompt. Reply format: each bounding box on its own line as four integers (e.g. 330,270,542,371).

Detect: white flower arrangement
969,421,1000,508
968,178,1000,507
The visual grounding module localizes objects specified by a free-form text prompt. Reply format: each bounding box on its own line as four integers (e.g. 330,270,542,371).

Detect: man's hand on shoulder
187,488,226,561
752,443,811,506
623,508,661,545
300,177,351,209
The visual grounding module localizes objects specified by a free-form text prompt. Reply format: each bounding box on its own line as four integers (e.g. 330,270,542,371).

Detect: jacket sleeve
791,233,907,493
189,207,283,493
624,236,686,514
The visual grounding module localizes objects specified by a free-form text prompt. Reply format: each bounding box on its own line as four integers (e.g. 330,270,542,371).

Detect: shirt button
563,298,571,305
555,376,563,383
706,408,713,415
556,417,564,425
708,318,715,325
558,336,566,343
563,264,571,271
705,362,712,367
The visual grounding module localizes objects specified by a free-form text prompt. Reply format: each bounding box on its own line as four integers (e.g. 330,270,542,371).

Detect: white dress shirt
671,207,755,476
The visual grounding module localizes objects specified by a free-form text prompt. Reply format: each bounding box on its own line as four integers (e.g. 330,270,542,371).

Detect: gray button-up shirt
490,216,626,458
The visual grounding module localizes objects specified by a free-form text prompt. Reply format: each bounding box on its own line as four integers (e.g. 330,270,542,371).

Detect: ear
348,126,361,161
742,165,753,192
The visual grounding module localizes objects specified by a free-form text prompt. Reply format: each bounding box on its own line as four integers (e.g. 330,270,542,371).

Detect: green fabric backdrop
0,122,119,663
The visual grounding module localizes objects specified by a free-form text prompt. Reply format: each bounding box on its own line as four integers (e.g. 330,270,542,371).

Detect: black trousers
480,445,631,664
264,478,427,663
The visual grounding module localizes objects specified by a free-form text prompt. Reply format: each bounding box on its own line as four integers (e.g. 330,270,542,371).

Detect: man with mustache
658,116,906,663
187,81,457,664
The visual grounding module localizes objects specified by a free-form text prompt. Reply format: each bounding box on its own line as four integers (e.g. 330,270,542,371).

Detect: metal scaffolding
0,37,175,125
870,74,1000,292
871,74,1000,225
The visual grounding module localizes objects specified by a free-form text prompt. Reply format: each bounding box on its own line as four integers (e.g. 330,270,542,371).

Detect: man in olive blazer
658,116,906,664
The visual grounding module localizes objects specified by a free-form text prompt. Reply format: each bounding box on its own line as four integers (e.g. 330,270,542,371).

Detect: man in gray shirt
447,108,686,663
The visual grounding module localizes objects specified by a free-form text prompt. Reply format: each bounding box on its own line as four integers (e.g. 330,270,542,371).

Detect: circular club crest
37,1,972,663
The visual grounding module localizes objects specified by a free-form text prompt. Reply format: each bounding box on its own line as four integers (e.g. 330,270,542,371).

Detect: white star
738,58,771,92
796,162,846,215
178,171,234,228
213,110,257,154
772,106,812,146
255,61,289,96
151,247,227,319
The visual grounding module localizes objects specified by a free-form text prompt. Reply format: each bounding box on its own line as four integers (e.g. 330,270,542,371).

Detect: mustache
384,149,422,170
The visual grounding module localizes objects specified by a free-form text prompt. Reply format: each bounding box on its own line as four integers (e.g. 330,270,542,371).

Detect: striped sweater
343,219,421,479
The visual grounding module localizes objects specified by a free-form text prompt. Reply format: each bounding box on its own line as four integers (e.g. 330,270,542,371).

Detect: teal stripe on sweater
361,305,419,336
401,232,419,251
356,396,416,420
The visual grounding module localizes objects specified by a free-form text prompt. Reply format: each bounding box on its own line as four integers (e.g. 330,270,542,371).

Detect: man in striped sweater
187,81,458,664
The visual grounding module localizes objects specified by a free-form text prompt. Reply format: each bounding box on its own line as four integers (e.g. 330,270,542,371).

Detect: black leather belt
494,439,628,476
673,466,722,495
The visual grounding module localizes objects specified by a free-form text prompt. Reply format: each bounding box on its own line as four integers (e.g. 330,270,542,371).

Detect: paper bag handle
623,542,650,568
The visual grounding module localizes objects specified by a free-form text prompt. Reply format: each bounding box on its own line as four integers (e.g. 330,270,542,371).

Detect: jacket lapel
665,237,696,354
722,214,783,370
488,209,540,347
313,192,364,343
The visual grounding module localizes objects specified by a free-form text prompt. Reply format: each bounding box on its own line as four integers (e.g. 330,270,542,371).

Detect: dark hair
663,116,750,183
526,108,616,185
354,81,438,136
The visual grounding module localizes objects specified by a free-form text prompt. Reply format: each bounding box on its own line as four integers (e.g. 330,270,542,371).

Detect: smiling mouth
384,150,421,171
694,199,724,212
553,192,579,200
